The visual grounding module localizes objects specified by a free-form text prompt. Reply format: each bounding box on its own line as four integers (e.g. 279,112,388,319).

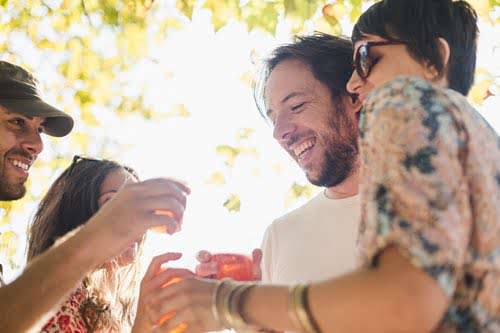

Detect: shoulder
273,192,324,227
363,76,465,120
360,76,466,143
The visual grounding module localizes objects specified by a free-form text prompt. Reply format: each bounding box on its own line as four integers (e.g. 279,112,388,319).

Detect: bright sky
1,3,499,281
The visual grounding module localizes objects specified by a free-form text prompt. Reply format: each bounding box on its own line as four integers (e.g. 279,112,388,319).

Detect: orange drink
152,210,180,234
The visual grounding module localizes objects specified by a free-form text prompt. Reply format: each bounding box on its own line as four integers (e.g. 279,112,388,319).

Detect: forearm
242,249,448,333
0,222,109,332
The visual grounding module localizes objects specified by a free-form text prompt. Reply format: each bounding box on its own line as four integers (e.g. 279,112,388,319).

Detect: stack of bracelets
211,280,322,333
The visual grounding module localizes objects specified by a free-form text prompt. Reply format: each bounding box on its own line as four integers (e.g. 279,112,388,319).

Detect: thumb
252,248,262,265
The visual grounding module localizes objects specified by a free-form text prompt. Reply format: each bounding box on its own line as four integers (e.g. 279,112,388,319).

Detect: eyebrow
266,92,306,118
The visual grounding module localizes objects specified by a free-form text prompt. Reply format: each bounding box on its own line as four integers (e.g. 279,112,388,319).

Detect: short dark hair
254,32,354,118
352,0,478,95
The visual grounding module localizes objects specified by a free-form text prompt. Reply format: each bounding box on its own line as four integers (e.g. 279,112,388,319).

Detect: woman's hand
147,277,223,333
132,252,195,333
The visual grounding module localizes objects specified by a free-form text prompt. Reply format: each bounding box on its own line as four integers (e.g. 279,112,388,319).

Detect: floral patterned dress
357,76,500,332
41,288,88,333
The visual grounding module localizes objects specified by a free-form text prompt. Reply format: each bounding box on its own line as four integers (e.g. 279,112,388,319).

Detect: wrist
66,221,113,271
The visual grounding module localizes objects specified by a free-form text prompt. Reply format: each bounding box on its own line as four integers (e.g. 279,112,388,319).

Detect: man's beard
0,158,28,201
307,106,359,188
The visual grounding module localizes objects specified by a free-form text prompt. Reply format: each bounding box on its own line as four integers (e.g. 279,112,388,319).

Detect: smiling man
0,62,73,201
197,34,363,295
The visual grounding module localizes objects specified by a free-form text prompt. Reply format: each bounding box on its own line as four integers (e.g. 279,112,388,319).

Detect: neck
324,168,359,200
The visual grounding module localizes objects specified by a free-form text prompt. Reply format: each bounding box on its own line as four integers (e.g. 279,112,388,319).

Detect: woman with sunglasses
139,1,499,332
27,157,192,332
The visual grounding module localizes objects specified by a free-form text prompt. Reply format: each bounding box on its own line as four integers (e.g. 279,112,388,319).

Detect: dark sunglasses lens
358,45,371,78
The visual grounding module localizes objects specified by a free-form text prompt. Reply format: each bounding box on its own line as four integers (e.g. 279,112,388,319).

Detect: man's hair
352,0,478,95
27,159,141,331
254,32,354,118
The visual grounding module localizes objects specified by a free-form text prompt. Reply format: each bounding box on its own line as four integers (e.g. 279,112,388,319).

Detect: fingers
135,178,191,196
147,278,220,333
148,269,195,293
196,250,212,263
142,195,186,222
252,248,263,265
143,253,183,282
147,215,180,234
195,251,216,278
195,262,217,278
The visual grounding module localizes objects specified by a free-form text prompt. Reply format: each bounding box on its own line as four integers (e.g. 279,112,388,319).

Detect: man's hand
195,248,262,281
86,177,190,263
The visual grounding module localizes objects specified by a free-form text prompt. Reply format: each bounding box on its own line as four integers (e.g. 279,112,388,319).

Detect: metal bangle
294,284,321,333
212,280,224,328
288,285,304,332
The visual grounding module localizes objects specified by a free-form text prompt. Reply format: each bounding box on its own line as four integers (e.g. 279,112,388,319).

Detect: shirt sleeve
358,77,471,297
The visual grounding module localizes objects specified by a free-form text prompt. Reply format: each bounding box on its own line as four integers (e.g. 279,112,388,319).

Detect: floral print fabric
358,76,500,332
41,288,88,333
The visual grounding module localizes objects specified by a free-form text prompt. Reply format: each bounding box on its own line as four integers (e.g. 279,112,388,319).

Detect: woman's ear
437,37,451,68
424,37,451,82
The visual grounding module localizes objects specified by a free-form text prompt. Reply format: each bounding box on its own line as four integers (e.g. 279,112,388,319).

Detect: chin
0,186,26,201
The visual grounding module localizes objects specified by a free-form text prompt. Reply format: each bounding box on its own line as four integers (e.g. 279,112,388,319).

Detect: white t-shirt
260,192,361,284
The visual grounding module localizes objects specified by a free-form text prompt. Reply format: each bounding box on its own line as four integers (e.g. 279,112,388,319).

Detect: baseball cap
0,61,74,137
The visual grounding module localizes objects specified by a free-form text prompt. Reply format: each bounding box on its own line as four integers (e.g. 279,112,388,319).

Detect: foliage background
1,0,499,281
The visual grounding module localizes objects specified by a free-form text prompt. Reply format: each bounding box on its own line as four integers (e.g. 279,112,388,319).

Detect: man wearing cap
0,61,189,332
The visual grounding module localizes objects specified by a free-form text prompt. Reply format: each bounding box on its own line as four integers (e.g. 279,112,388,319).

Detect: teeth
294,140,315,159
12,160,29,171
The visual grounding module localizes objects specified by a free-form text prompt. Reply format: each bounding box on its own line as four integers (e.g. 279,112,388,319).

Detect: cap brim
1,99,74,137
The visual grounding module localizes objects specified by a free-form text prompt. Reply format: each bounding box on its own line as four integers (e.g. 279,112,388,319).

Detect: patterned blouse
41,288,88,333
357,76,500,332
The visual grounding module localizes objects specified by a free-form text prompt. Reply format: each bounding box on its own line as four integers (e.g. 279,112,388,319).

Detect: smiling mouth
9,158,31,173
293,138,316,161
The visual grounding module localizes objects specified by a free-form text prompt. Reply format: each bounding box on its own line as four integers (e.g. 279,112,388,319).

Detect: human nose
272,113,296,144
346,70,363,95
20,127,43,156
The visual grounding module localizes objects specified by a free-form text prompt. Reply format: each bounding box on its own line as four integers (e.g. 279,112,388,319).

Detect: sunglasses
67,155,101,176
353,40,405,79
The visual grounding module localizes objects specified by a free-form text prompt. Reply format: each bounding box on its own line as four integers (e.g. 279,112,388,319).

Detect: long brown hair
27,158,143,332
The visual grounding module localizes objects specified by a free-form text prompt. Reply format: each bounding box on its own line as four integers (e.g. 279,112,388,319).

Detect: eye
291,102,305,112
9,118,25,127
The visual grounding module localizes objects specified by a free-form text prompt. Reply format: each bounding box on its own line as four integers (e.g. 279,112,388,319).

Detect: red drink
211,253,254,281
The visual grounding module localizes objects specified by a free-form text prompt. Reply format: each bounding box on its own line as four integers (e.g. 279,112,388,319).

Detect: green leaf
236,128,255,141
216,144,240,166
206,171,226,186
203,0,241,31
285,182,317,207
75,90,95,106
284,0,320,21
242,1,279,35
0,231,18,259
223,193,241,213
169,103,191,118
176,0,196,19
